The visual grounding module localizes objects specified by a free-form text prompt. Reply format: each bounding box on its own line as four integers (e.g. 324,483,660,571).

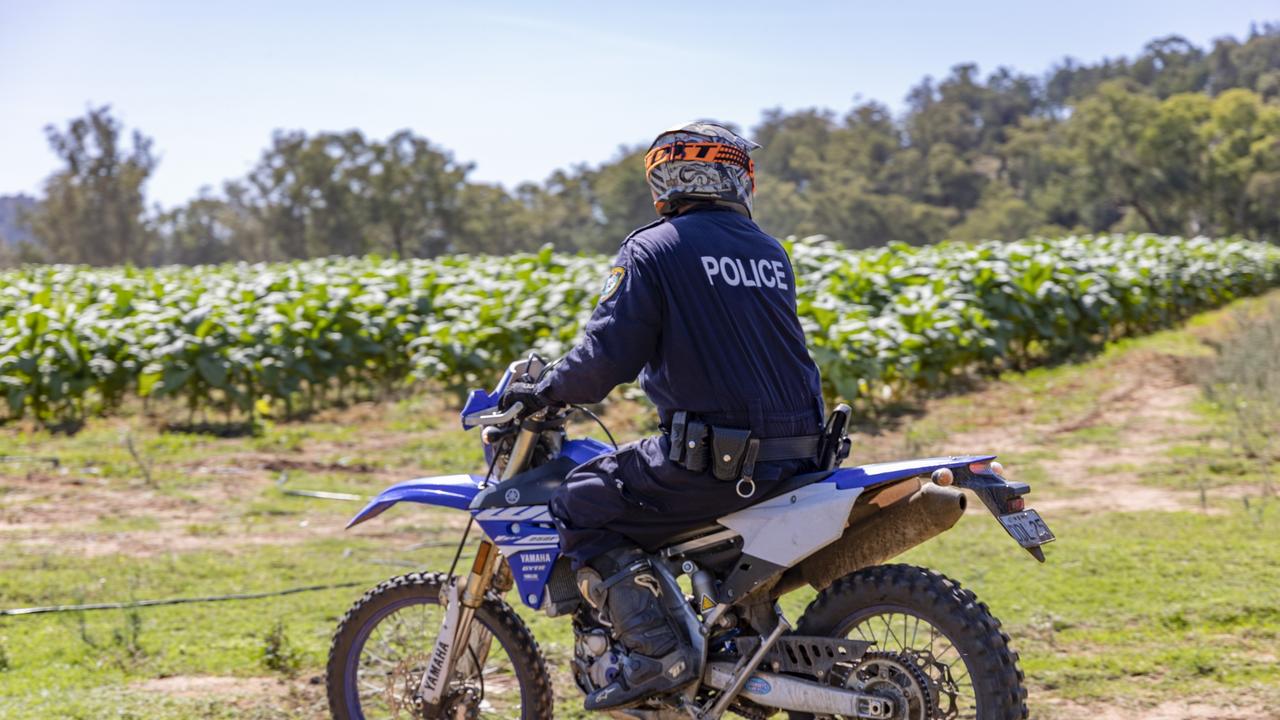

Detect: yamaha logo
504,488,520,504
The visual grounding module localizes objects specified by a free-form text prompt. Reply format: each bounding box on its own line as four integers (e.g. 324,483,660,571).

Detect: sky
1,1,1275,208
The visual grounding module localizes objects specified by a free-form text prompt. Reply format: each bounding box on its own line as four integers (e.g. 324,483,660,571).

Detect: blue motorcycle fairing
474,505,561,610
346,474,486,528
829,455,997,490
561,437,613,465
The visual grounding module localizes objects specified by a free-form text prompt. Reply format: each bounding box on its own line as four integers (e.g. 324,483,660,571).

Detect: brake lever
464,401,524,427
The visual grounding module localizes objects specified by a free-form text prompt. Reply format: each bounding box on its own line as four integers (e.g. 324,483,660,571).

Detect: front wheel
792,564,1027,720
326,572,554,720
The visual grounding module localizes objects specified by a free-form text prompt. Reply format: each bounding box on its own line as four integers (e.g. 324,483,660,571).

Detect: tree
591,147,656,245
155,190,263,265
455,183,534,255
1061,81,1164,232
515,169,606,253
1201,89,1280,240
239,130,376,258
1136,93,1212,234
367,131,471,257
28,106,157,265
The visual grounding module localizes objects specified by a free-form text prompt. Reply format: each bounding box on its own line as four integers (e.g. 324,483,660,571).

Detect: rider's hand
499,381,549,414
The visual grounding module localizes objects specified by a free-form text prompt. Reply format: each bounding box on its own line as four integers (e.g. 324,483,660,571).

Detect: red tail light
1006,497,1025,513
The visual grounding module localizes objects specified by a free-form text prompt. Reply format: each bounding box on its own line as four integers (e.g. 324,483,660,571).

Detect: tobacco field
1,233,1277,425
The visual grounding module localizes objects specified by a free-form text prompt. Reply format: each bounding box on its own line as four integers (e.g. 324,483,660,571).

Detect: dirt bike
326,354,1055,719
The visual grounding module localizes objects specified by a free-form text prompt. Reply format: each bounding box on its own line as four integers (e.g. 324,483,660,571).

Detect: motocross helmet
644,121,760,218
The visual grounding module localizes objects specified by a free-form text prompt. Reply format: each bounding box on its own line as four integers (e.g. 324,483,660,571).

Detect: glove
499,380,549,414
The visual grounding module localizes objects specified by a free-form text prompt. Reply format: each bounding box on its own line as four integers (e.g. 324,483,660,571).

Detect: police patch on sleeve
599,266,625,303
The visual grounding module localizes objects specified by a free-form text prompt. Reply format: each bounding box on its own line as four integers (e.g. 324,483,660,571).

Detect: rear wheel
326,572,553,720
791,564,1027,720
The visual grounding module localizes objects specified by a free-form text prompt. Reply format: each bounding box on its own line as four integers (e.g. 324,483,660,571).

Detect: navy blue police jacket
538,206,824,440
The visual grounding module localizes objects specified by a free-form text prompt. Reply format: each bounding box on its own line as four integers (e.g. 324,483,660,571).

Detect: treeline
3,25,1279,266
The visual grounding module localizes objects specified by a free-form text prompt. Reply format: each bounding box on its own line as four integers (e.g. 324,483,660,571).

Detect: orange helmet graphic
644,121,760,218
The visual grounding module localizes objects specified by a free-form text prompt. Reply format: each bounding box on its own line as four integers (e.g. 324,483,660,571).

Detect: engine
573,626,626,693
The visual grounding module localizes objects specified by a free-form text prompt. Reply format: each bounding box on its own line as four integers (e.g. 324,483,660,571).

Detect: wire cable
1,580,374,617
446,446,501,580
571,404,618,449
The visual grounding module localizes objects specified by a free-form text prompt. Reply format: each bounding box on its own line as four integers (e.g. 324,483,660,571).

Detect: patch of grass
1136,396,1279,501
901,420,951,457
1140,442,1260,490
260,620,302,676
184,523,227,537
251,426,313,453
91,515,162,533
243,491,316,518
1056,423,1127,449
390,429,486,474
0,536,417,718
1085,461,1140,476
385,393,447,433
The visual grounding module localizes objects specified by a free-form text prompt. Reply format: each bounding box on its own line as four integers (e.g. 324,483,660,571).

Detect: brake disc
388,652,430,717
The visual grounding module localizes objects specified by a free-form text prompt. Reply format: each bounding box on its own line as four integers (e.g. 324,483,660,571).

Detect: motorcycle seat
645,469,835,551
758,468,834,502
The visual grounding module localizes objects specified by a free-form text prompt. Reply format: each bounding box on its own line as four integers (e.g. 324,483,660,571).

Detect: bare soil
858,347,1244,517
0,432,468,558
130,674,326,715
1041,697,1273,720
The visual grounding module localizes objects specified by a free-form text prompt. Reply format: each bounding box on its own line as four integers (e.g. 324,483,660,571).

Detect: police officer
501,121,824,711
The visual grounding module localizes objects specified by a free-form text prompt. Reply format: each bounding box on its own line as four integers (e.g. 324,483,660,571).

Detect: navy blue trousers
549,434,809,567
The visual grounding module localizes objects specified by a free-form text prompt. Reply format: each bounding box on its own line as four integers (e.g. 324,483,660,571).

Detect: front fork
415,539,506,714
415,425,537,714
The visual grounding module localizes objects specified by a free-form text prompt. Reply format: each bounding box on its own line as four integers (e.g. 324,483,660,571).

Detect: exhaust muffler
704,661,893,718
780,479,968,593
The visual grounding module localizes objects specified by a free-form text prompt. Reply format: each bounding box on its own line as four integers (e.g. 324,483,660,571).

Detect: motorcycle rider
501,121,825,710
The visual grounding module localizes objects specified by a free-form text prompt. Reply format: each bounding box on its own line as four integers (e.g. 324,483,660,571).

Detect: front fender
346,474,484,529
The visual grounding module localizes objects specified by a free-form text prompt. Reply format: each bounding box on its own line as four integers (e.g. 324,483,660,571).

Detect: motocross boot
577,547,698,711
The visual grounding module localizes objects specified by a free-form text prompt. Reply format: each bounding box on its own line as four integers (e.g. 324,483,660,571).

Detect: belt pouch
668,411,688,462
710,427,751,481
684,421,709,473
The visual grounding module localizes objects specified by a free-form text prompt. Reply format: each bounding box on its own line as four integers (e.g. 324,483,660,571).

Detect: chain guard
735,635,874,680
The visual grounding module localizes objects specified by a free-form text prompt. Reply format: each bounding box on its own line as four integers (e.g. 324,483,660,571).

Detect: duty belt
665,410,821,498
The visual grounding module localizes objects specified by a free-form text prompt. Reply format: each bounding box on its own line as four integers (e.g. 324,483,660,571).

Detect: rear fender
346,474,485,529
829,455,996,490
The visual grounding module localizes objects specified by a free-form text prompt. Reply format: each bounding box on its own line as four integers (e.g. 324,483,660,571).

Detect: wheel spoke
881,613,904,650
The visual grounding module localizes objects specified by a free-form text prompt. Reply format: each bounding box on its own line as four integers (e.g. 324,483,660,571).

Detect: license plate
997,509,1056,548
